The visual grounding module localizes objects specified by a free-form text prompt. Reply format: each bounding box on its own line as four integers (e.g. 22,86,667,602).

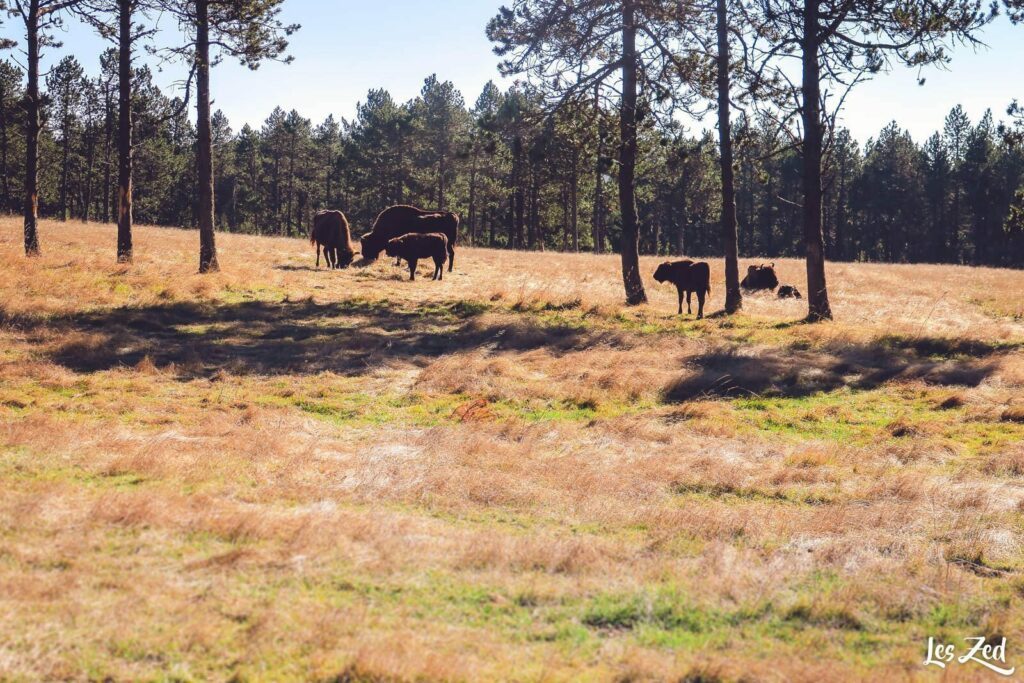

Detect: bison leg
686,291,693,315
433,257,444,281
316,244,321,269
448,244,455,272
408,258,418,281
332,247,341,269
696,290,705,320
676,287,683,315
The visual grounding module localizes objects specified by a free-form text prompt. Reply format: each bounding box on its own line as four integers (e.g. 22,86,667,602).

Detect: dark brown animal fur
653,260,712,319
741,263,779,291
777,285,802,299
385,232,449,281
361,205,458,272
310,210,355,269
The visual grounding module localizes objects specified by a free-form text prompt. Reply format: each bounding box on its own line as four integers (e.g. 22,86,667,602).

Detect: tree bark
116,0,134,263
717,0,742,314
196,0,219,273
23,1,42,256
592,85,604,254
618,0,647,305
800,0,832,321
0,76,11,212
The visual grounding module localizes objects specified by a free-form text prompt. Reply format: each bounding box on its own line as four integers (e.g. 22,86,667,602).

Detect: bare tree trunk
59,113,71,221
0,77,11,213
717,0,742,313
801,0,832,321
23,1,42,256
468,150,478,246
618,0,646,304
116,0,134,262
196,0,219,273
513,137,524,249
592,84,604,254
571,154,579,251
103,86,113,223
529,169,540,249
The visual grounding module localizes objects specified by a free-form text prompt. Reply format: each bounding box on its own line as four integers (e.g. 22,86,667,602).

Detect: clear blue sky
2,0,1022,145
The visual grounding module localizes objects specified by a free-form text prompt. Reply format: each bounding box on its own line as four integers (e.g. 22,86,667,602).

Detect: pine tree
7,0,86,255
749,0,990,320
157,0,298,272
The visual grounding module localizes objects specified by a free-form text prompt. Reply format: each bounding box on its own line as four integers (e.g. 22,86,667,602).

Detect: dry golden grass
2,217,1024,682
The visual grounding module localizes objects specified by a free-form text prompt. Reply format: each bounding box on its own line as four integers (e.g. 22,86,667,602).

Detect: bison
653,260,712,319
740,263,778,291
777,285,802,299
360,205,458,272
385,232,449,281
310,210,355,269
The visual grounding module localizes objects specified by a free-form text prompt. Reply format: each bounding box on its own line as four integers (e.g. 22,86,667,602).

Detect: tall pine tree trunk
800,0,832,321
23,2,42,256
717,0,742,314
59,115,70,221
618,0,646,305
0,80,10,213
592,85,604,254
117,0,134,263
196,0,219,273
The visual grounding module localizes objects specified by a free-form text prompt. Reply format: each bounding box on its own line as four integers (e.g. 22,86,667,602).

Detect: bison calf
385,233,449,281
777,285,802,299
653,260,711,319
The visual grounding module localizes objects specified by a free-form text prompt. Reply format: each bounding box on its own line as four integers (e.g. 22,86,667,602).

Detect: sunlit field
2,217,1024,681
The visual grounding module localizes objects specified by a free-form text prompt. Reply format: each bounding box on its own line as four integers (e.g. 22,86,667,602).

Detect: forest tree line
4,0,1024,321
4,52,1023,268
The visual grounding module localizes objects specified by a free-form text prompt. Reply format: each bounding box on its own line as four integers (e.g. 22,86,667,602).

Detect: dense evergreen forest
4,52,1024,267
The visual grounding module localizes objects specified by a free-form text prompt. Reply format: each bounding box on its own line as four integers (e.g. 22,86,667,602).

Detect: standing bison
385,233,449,281
310,210,355,269
741,263,779,291
653,260,712,319
360,205,458,272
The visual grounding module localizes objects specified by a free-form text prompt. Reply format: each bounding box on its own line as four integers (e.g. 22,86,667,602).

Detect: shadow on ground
4,298,630,379
664,342,1003,401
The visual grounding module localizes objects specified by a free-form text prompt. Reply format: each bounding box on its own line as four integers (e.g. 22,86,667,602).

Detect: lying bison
653,260,712,319
385,233,448,281
741,263,778,291
777,285,802,299
310,210,355,269
360,205,458,272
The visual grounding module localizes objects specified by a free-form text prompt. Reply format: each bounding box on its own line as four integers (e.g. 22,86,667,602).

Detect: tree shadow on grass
664,341,1003,401
7,298,628,379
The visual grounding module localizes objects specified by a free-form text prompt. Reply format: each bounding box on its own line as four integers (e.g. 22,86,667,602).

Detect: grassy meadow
2,217,1024,681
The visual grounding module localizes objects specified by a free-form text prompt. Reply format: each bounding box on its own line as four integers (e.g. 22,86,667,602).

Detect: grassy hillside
2,218,1024,681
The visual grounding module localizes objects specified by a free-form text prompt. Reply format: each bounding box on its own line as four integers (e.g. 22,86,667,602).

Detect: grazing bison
385,232,449,281
653,260,712,319
741,263,779,291
360,205,458,272
310,210,355,269
777,285,802,299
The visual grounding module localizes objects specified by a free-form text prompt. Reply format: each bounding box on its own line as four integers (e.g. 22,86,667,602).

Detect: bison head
653,263,672,283
360,234,384,261
384,237,402,257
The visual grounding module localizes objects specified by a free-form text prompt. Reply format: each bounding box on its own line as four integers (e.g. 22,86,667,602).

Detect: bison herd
651,260,801,319
310,204,801,317
309,204,457,279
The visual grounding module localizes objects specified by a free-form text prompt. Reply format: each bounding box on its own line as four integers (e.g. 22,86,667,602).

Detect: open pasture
2,219,1024,681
